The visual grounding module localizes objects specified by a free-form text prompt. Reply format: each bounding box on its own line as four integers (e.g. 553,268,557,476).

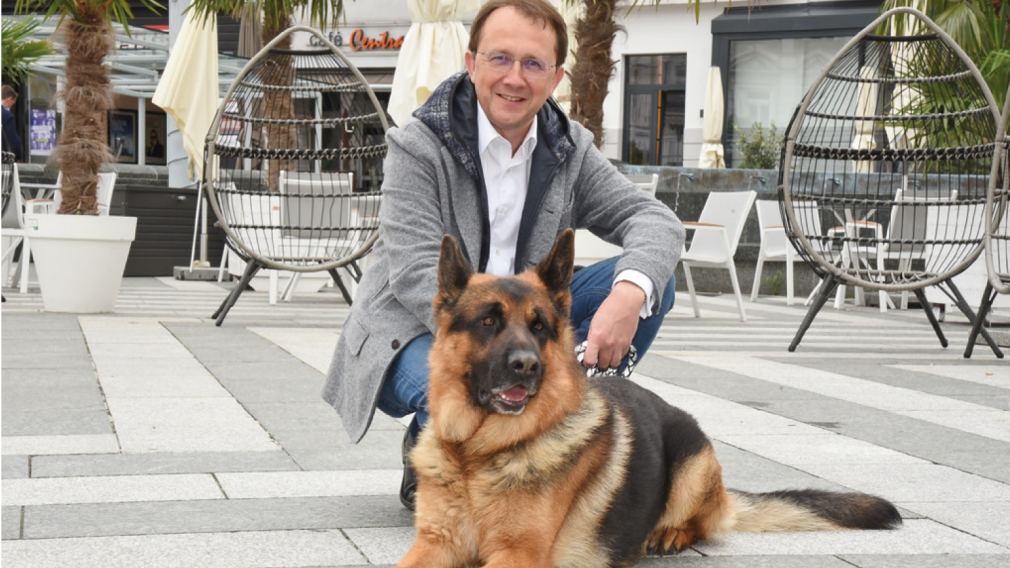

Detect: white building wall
604,2,723,164
605,0,840,165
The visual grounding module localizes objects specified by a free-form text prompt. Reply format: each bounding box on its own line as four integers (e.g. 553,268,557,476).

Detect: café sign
309,28,406,51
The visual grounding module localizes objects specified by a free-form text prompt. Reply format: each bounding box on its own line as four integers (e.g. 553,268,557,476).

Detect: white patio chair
874,184,959,312
681,190,757,321
751,199,797,305
1,159,26,292
573,173,660,266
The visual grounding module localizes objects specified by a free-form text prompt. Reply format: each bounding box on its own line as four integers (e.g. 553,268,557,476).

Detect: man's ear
535,229,575,297
437,234,473,307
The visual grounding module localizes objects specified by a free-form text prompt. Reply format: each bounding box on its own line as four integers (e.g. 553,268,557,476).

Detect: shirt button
391,340,400,350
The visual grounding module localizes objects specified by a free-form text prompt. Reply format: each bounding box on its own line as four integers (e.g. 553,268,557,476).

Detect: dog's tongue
500,386,528,402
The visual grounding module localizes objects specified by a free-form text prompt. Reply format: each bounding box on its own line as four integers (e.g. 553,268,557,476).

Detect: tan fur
729,493,840,532
645,443,734,553
552,407,634,568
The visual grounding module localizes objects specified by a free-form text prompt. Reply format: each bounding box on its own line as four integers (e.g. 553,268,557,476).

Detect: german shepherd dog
399,230,900,568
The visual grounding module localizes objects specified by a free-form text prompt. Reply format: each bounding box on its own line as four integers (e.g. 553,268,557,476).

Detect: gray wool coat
322,73,685,443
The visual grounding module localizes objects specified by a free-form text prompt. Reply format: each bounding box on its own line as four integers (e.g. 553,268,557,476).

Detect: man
2,85,22,160
322,0,685,510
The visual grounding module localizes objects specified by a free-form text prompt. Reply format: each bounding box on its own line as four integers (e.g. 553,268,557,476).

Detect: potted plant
14,1,160,313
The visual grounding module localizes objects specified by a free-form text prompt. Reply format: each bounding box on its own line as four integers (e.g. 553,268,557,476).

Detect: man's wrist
612,280,646,307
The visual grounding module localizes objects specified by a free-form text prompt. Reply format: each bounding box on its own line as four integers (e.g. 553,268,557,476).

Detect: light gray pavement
2,276,1009,567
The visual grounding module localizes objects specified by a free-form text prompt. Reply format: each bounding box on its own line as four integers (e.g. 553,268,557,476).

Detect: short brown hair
468,0,568,66
1,85,17,101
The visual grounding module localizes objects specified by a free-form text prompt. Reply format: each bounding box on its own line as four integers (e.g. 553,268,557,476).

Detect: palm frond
1,18,54,82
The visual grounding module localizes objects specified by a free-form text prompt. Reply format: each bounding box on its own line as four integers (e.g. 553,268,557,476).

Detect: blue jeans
376,256,677,430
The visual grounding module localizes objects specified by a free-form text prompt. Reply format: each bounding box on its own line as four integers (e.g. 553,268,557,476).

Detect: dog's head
432,229,575,417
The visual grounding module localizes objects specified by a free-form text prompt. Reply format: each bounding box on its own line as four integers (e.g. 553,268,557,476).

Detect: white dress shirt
476,103,655,316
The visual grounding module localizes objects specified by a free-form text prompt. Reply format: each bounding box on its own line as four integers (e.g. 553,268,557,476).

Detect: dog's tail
727,489,901,532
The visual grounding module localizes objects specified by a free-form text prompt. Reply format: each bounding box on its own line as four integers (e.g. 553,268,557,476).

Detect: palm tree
14,1,162,214
566,0,711,148
882,0,1009,107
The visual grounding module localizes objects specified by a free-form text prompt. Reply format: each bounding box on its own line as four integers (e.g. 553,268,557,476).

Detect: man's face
465,6,564,148
2,97,14,110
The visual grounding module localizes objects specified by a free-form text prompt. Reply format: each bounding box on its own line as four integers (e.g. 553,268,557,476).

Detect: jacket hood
412,71,575,179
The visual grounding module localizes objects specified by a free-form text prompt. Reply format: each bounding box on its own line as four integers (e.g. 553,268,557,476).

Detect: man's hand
582,281,645,371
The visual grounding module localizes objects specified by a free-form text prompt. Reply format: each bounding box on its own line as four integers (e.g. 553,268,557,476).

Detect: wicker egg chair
965,85,1010,357
778,7,1002,356
204,26,389,325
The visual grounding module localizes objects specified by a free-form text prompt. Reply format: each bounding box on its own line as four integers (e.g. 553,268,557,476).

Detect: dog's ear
437,234,472,306
535,229,575,296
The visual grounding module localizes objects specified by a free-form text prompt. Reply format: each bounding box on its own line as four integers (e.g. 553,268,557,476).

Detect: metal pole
166,0,194,189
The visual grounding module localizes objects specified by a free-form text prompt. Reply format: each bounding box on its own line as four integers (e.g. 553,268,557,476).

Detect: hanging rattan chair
778,7,1003,356
965,84,1010,357
204,26,389,325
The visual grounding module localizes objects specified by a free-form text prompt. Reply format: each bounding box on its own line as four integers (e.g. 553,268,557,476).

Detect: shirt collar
477,102,538,160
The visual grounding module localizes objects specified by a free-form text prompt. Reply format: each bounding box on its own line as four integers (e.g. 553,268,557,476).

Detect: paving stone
97,371,231,399
0,351,93,370
840,555,1010,567
1,368,98,385
22,495,412,539
2,506,21,540
2,340,90,359
636,556,852,567
2,529,366,568
342,526,416,565
217,469,401,499
711,442,851,494
212,372,327,403
30,451,297,478
2,456,29,478
3,473,223,506
105,397,276,453
694,519,1006,555
717,434,926,466
900,501,1010,548
241,400,347,434
1,434,119,456
271,429,402,470
1,407,112,437
0,313,81,331
2,381,106,412
798,462,1010,503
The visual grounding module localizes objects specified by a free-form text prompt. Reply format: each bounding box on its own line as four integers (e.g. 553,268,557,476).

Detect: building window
728,36,847,164
711,0,880,166
622,53,686,166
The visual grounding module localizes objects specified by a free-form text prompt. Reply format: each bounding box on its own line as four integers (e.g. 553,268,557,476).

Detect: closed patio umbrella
851,65,878,173
387,0,477,127
152,10,218,177
698,66,725,168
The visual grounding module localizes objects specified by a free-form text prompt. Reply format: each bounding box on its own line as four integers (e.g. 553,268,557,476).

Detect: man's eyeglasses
476,51,557,78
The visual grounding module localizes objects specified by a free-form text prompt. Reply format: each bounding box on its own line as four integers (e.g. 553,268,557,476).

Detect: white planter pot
24,214,137,313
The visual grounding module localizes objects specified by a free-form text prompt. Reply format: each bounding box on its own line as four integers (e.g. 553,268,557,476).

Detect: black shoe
399,420,419,511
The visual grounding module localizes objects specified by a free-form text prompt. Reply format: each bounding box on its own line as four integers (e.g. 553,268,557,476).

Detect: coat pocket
343,316,370,357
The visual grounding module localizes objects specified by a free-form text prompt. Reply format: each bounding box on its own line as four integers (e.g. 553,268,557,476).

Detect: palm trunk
262,18,296,191
569,0,622,148
53,13,114,214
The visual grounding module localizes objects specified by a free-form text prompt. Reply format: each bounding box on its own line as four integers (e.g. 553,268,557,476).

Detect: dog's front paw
645,526,696,556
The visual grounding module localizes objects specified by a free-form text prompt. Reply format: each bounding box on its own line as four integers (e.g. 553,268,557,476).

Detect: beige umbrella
698,66,725,168
387,0,477,127
152,10,219,177
884,0,926,150
852,64,878,173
